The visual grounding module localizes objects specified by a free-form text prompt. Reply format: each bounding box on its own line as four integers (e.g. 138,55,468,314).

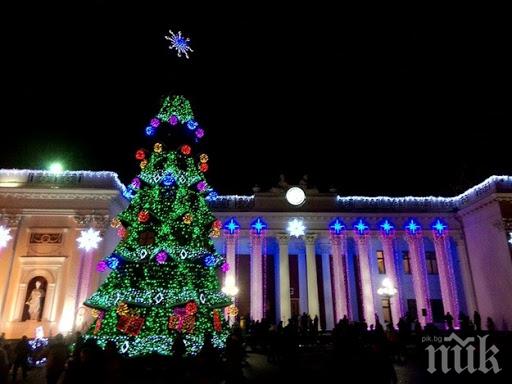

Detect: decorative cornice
304,233,317,245
0,191,119,200
0,214,22,227
492,219,512,232
276,233,289,243
73,214,110,228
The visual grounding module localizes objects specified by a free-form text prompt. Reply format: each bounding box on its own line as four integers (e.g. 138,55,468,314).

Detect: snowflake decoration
76,228,102,251
287,218,306,237
165,30,193,59
509,232,512,245
0,225,12,248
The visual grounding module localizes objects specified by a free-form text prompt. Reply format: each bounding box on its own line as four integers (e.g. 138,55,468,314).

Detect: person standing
12,336,30,382
473,311,482,331
444,312,454,330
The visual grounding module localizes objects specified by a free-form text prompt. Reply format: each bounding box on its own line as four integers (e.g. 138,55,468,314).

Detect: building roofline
0,169,126,193
1,169,510,211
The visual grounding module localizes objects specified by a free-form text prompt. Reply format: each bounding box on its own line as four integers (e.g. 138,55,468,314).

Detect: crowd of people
0,310,509,383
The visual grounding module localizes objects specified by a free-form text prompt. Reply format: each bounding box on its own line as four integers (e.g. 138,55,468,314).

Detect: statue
26,280,45,321
299,174,309,189
270,174,290,193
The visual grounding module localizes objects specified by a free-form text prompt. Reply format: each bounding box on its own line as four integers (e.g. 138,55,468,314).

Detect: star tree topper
165,30,193,59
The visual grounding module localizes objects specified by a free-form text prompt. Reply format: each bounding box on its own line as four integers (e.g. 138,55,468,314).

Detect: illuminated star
354,219,369,235
405,219,420,234
329,219,345,235
251,218,267,234
508,232,512,245
432,219,447,235
380,220,394,235
0,225,12,248
287,218,306,237
76,228,102,251
224,218,240,234
165,30,193,59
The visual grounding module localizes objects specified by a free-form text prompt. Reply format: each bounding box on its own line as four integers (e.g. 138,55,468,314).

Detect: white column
225,234,238,286
77,249,95,311
305,234,319,323
0,215,21,326
250,232,263,321
455,234,476,315
355,235,375,326
321,245,334,330
330,234,349,322
405,234,431,326
432,233,460,328
298,252,308,313
277,234,291,324
380,235,403,327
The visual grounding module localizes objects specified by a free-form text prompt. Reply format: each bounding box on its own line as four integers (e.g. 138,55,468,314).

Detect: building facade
1,170,511,338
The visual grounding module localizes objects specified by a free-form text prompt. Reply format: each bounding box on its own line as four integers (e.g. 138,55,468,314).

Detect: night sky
2,3,510,196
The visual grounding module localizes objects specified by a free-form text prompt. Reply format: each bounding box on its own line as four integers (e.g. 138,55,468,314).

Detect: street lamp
222,276,239,325
222,276,239,297
377,277,397,326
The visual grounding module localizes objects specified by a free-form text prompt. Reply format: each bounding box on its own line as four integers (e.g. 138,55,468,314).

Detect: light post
377,277,398,327
222,276,239,325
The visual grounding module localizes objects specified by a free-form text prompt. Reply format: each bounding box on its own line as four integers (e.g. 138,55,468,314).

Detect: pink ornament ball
197,181,207,192
221,262,230,272
169,115,178,125
156,251,168,264
97,260,108,272
195,128,205,138
150,118,160,127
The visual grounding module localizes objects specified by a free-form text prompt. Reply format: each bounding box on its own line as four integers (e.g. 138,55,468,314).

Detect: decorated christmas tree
83,95,231,356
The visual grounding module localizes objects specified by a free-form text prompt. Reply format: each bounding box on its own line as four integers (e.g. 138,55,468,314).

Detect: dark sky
2,3,510,196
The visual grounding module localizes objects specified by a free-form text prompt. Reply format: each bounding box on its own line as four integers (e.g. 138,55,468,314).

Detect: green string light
84,95,230,356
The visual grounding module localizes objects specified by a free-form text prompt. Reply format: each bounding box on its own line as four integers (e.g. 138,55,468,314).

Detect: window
430,299,445,323
402,251,411,274
407,299,417,320
425,251,438,274
376,250,386,274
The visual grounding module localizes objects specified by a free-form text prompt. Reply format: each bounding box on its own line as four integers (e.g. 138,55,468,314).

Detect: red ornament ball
138,211,150,223
199,163,209,172
181,145,192,155
135,149,146,160
117,227,127,239
185,301,198,316
213,219,222,230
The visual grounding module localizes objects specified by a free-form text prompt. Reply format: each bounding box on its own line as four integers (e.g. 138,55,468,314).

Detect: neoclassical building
1,170,511,338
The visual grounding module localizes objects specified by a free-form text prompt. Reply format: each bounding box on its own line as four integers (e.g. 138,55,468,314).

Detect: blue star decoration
405,219,421,235
354,219,369,235
432,219,447,235
223,218,240,234
380,220,395,235
329,218,345,235
251,217,267,234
